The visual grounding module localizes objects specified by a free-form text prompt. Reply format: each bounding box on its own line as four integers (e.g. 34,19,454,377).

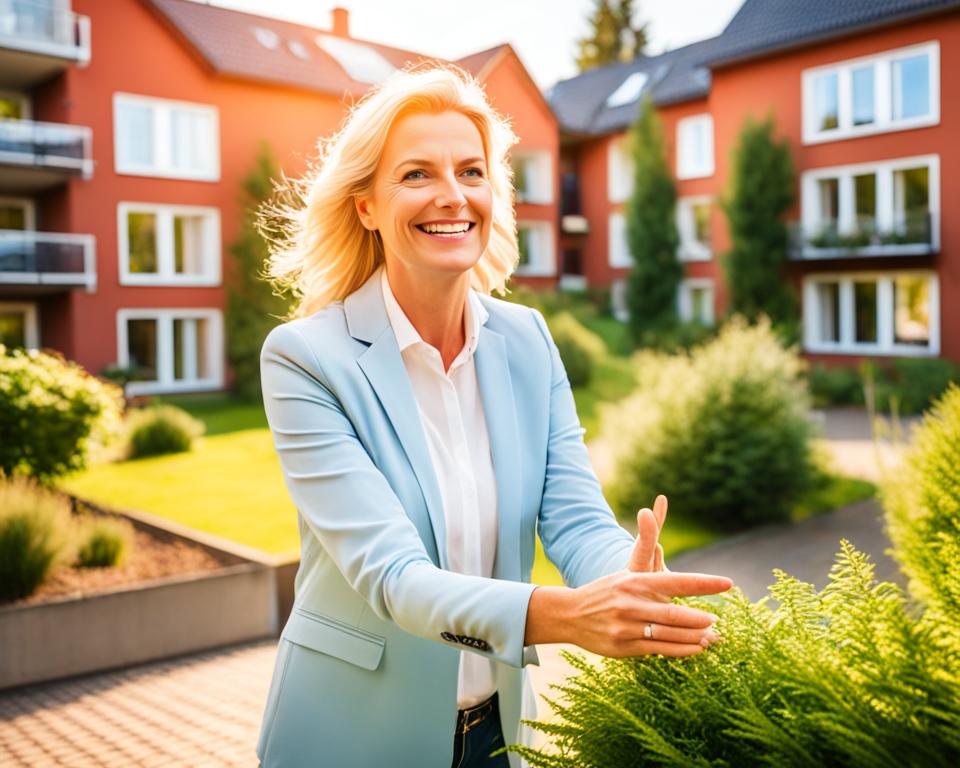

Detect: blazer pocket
282,606,386,672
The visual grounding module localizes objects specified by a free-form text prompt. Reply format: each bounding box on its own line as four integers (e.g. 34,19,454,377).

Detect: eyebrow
394,156,486,172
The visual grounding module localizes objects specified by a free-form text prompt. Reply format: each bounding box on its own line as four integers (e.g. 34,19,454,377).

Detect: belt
455,692,498,735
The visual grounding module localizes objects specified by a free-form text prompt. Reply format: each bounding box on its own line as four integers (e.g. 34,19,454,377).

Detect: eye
403,169,427,181
463,167,485,178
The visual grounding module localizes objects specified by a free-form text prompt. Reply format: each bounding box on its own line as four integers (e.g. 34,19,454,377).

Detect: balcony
0,230,96,293
789,213,937,260
0,118,93,190
0,1,91,89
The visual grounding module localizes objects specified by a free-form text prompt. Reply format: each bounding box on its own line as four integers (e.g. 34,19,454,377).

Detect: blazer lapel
474,324,522,584
345,269,447,569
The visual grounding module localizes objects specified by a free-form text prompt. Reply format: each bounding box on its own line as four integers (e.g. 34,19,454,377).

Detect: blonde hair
260,62,521,318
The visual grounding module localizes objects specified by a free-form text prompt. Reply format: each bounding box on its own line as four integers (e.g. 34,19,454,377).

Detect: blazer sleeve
529,308,636,588
260,322,538,668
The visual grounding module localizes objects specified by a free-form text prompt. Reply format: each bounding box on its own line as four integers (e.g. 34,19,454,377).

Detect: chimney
331,7,350,38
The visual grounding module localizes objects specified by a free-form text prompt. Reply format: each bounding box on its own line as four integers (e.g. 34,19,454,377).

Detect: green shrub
123,405,205,459
0,476,73,602
546,311,606,387
507,542,960,767
878,358,959,415
74,514,134,568
0,345,125,482
605,317,817,529
806,362,864,407
882,383,960,632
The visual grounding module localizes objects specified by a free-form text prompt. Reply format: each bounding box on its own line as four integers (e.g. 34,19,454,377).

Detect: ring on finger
643,623,655,640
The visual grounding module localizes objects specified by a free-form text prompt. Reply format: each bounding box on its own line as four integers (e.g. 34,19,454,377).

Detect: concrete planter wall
0,500,300,691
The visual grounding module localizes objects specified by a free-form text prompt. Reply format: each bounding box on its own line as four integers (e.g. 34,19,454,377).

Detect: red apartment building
0,0,557,395
549,0,960,365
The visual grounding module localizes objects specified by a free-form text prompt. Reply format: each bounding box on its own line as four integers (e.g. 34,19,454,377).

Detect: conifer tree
722,115,798,331
226,142,291,401
624,96,681,342
576,0,648,73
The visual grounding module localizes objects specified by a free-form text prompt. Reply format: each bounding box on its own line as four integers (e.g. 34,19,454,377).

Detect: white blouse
379,266,499,709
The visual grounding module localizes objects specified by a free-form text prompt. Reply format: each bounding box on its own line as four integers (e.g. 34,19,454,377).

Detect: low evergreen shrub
806,362,863,407
878,358,959,415
0,345,124,482
605,317,817,529
0,476,72,602
547,311,607,388
123,405,205,459
74,514,134,568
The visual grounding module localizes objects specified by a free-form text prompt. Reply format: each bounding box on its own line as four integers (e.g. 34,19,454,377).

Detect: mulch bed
8,499,239,607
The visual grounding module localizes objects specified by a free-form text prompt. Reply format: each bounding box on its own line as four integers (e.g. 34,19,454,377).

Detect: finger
627,624,719,646
635,571,734,597
608,641,706,659
653,543,665,572
635,600,720,629
627,508,658,572
653,494,668,531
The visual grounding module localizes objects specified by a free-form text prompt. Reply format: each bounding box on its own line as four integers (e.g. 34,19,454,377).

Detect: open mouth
415,223,476,240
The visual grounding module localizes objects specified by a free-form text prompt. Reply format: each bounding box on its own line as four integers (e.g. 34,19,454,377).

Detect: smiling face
354,110,493,281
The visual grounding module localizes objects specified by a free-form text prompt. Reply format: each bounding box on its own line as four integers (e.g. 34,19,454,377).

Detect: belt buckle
461,706,487,734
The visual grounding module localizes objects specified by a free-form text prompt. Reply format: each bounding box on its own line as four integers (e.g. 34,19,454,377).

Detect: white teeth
420,222,470,234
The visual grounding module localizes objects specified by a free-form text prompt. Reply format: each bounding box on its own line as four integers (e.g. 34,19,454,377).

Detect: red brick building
0,0,558,395
549,0,960,364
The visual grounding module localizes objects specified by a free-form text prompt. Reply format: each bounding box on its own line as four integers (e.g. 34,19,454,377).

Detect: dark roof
546,35,726,136
703,0,960,68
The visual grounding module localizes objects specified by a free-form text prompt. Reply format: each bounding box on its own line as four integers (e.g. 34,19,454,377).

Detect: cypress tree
722,115,798,333
576,0,648,73
624,95,682,343
225,142,291,401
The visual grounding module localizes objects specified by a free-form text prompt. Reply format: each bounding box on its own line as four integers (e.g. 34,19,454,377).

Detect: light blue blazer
255,267,635,768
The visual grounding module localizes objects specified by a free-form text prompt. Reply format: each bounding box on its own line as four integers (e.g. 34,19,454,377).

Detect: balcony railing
789,212,936,259
0,1,90,64
0,230,96,292
0,118,92,177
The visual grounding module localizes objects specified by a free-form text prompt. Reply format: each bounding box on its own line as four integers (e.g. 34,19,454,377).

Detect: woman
255,63,732,768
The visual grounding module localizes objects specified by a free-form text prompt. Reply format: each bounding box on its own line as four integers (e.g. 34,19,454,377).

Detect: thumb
628,508,658,572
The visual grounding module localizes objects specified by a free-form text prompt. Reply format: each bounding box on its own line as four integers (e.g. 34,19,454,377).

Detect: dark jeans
451,693,510,768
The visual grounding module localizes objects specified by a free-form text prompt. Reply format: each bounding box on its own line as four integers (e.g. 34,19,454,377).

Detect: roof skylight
315,35,397,84
251,26,279,50
288,40,311,60
606,71,649,108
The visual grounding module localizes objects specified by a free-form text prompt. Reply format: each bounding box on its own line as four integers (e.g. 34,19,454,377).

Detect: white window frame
512,150,553,205
117,202,221,286
113,92,220,181
116,308,224,396
802,271,940,356
802,41,940,145
607,135,633,203
677,278,715,325
800,154,940,258
514,219,556,276
676,114,714,180
0,301,40,348
608,211,631,268
676,195,712,262
0,196,37,229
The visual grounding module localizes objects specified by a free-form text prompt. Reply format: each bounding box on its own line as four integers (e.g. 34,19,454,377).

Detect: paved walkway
0,408,915,766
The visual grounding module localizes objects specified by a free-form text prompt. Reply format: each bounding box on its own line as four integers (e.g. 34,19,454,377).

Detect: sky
192,0,746,90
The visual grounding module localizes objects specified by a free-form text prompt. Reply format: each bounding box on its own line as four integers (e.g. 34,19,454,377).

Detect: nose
434,169,467,210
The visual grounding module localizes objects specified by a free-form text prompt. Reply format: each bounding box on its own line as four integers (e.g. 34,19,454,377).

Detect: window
803,272,939,355
607,136,633,203
606,72,648,108
676,114,714,180
118,203,220,286
511,151,553,205
514,220,555,276
117,309,224,395
608,211,631,268
802,41,939,144
800,155,939,255
0,302,39,349
676,196,712,261
0,91,29,120
113,93,219,180
0,197,35,230
677,279,714,325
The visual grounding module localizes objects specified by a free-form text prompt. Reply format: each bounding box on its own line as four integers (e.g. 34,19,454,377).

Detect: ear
354,194,376,231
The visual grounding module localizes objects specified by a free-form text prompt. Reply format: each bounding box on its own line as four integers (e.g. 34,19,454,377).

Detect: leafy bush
0,345,124,482
0,476,73,602
74,514,134,568
605,317,817,529
882,383,960,631
507,543,960,767
806,362,864,407
123,405,205,459
878,358,959,415
547,311,606,387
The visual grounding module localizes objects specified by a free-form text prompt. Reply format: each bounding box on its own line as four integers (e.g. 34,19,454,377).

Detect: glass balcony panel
0,118,91,171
